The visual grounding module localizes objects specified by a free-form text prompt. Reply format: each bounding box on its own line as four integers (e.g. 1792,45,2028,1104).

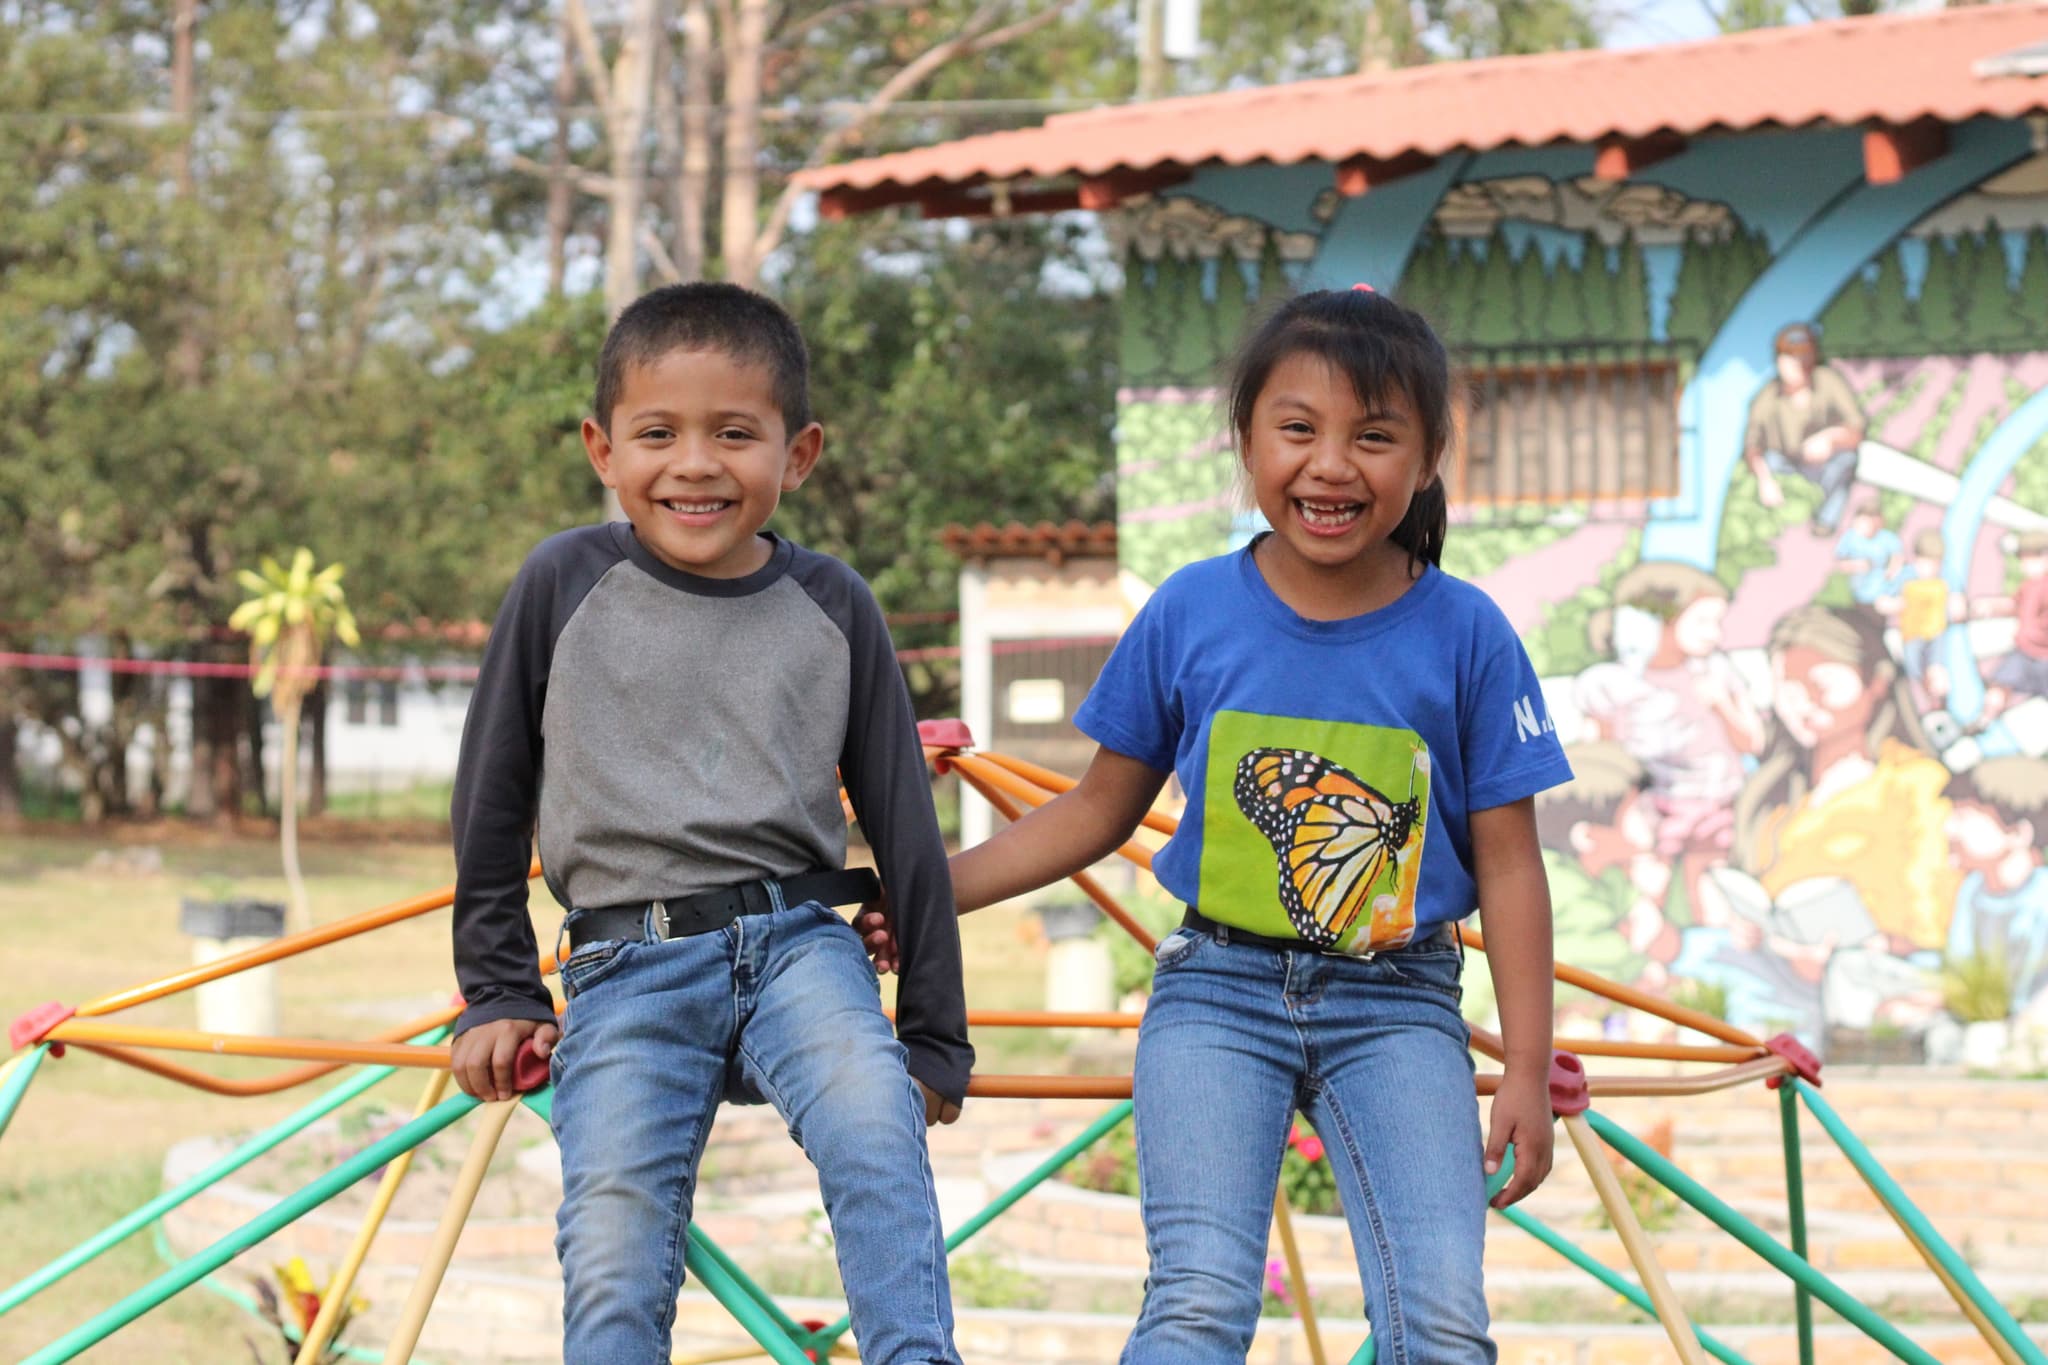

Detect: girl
880,288,1569,1362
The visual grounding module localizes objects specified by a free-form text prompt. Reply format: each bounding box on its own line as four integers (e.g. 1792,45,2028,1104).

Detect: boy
1834,498,1903,605
1978,531,2048,723
1877,528,1964,708
1943,757,2048,1015
448,283,971,1363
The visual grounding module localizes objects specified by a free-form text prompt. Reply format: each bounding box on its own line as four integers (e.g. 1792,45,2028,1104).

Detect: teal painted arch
1639,119,2039,571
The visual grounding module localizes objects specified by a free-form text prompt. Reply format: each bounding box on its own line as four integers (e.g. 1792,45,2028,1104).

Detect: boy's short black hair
593,282,813,437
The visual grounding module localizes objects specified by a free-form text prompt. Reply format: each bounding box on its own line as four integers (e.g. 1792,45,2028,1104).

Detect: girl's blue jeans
1122,920,1496,1365
548,899,959,1364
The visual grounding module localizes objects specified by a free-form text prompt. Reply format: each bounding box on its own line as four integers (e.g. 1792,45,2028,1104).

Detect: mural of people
1741,323,1866,535
1876,529,1967,710
1572,562,1763,910
1532,744,1665,1008
1834,497,1904,605
1977,531,2048,725
1942,756,2048,1019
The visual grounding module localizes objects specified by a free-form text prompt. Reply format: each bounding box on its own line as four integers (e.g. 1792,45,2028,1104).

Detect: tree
1664,232,1719,349
1511,239,1550,344
1819,273,1877,354
1868,247,1916,355
231,550,361,932
1468,231,1519,348
1613,233,1651,344
1544,249,1590,342
1957,229,2022,352
2014,229,2048,352
1916,236,1964,353
1578,240,1618,340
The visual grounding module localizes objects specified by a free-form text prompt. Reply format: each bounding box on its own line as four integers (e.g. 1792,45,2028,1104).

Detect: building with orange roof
814,6,2048,1062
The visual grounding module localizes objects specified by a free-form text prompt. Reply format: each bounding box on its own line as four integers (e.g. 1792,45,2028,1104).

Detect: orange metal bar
973,750,1179,839
950,755,1158,872
886,1009,1142,1030
967,1075,1135,1099
1458,924,1763,1050
49,1020,452,1070
959,770,1159,949
1469,1023,1760,1068
71,1003,466,1096
74,860,539,1017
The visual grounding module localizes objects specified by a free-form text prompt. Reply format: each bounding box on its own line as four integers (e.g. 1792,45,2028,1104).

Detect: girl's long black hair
1225,287,1452,572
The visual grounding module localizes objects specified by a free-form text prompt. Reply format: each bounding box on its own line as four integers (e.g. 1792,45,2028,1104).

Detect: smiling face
1771,644,1882,750
1242,351,1436,589
582,347,823,578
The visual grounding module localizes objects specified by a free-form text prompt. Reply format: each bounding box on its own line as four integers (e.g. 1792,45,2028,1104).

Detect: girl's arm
1471,796,1557,1209
954,747,1168,911
860,746,1167,972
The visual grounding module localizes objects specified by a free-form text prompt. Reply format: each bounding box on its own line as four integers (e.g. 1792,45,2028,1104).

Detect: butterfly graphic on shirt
1232,747,1426,950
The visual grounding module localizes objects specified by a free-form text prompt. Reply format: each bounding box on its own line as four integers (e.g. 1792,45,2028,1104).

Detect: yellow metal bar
1850,1161,2024,1365
1272,1189,1329,1365
379,1097,519,1363
293,1067,453,1365
1563,1112,1709,1365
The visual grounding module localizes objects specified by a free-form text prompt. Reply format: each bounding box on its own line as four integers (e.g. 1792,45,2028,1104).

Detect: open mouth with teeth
660,497,735,523
1294,498,1363,535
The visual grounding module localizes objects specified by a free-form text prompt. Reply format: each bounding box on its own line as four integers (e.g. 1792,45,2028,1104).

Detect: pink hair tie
1351,283,1375,292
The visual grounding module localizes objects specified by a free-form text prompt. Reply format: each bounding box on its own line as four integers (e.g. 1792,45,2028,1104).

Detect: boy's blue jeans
1122,922,1496,1365
548,899,960,1364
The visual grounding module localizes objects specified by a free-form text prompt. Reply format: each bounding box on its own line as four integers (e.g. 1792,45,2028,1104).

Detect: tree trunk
1359,0,1413,72
307,679,328,817
169,0,204,386
604,0,662,318
675,0,713,282
245,689,269,821
1136,0,1166,99
280,699,311,932
546,3,577,297
0,716,20,826
719,0,769,287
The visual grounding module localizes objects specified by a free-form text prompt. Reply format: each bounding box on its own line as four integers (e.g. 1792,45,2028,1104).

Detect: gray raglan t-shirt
449,523,972,1101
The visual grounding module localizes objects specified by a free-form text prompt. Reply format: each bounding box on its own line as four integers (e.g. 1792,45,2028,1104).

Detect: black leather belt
569,868,880,949
1181,906,1454,958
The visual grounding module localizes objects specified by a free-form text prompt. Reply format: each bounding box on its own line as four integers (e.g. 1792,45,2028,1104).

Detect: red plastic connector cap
800,1320,828,1362
1764,1032,1822,1089
917,718,974,751
1548,1050,1590,1116
9,1002,76,1056
511,1039,552,1094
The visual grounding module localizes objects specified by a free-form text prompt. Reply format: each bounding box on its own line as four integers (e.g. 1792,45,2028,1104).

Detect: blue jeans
1123,922,1494,1365
548,900,959,1364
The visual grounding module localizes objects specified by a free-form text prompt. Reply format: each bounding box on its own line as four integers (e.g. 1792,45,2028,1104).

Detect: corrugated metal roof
795,4,2048,202
940,520,1117,562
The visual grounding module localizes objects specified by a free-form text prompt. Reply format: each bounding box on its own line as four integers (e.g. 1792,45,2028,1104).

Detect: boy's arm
450,559,559,1037
834,576,974,1106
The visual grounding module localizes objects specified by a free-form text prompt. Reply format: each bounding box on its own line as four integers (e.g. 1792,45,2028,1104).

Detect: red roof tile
941,520,1118,563
795,5,2048,202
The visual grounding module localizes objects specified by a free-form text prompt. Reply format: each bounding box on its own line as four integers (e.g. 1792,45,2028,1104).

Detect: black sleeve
831,569,974,1102
449,543,571,1036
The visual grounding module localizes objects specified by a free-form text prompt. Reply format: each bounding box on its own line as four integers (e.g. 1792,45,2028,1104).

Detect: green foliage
1941,950,2013,1024
1521,531,1640,677
1065,1110,1343,1218
947,1252,1049,1310
1715,459,1820,589
1671,977,1730,1021
1098,886,1195,999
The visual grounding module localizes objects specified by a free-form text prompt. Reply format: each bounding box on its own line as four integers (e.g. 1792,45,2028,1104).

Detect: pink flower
1264,1258,1292,1304
1296,1135,1325,1163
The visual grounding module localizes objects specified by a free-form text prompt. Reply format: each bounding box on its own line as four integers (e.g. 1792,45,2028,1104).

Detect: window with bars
1449,345,1685,518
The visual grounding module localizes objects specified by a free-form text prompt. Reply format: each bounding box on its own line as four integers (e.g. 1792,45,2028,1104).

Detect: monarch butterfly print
1232,747,1425,949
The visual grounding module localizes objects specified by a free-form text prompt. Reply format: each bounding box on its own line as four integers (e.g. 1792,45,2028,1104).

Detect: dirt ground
0,828,1054,1364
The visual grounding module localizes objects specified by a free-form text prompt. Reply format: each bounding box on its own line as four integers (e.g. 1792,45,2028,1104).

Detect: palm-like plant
229,549,359,933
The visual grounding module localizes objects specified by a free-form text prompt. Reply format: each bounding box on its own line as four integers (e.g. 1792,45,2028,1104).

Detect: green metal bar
681,1233,815,1365
1493,1202,1752,1364
1587,1107,1944,1365
19,1091,478,1365
1346,1336,1376,1364
0,1028,447,1316
1778,1083,1815,1365
145,1223,435,1365
0,1043,51,1141
685,1226,810,1343
806,1100,1138,1354
1794,1079,2048,1365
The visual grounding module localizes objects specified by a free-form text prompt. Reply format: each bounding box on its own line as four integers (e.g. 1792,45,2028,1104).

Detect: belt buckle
652,899,671,940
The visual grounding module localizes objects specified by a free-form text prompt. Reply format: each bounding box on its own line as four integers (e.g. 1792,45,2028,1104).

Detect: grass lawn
0,828,1056,1363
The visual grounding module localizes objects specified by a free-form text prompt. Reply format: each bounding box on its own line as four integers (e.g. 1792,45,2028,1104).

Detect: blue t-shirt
1076,546,1573,954
1834,527,1903,603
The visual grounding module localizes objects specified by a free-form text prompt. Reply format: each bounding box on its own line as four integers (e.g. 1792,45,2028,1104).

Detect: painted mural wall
1111,127,2048,1063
